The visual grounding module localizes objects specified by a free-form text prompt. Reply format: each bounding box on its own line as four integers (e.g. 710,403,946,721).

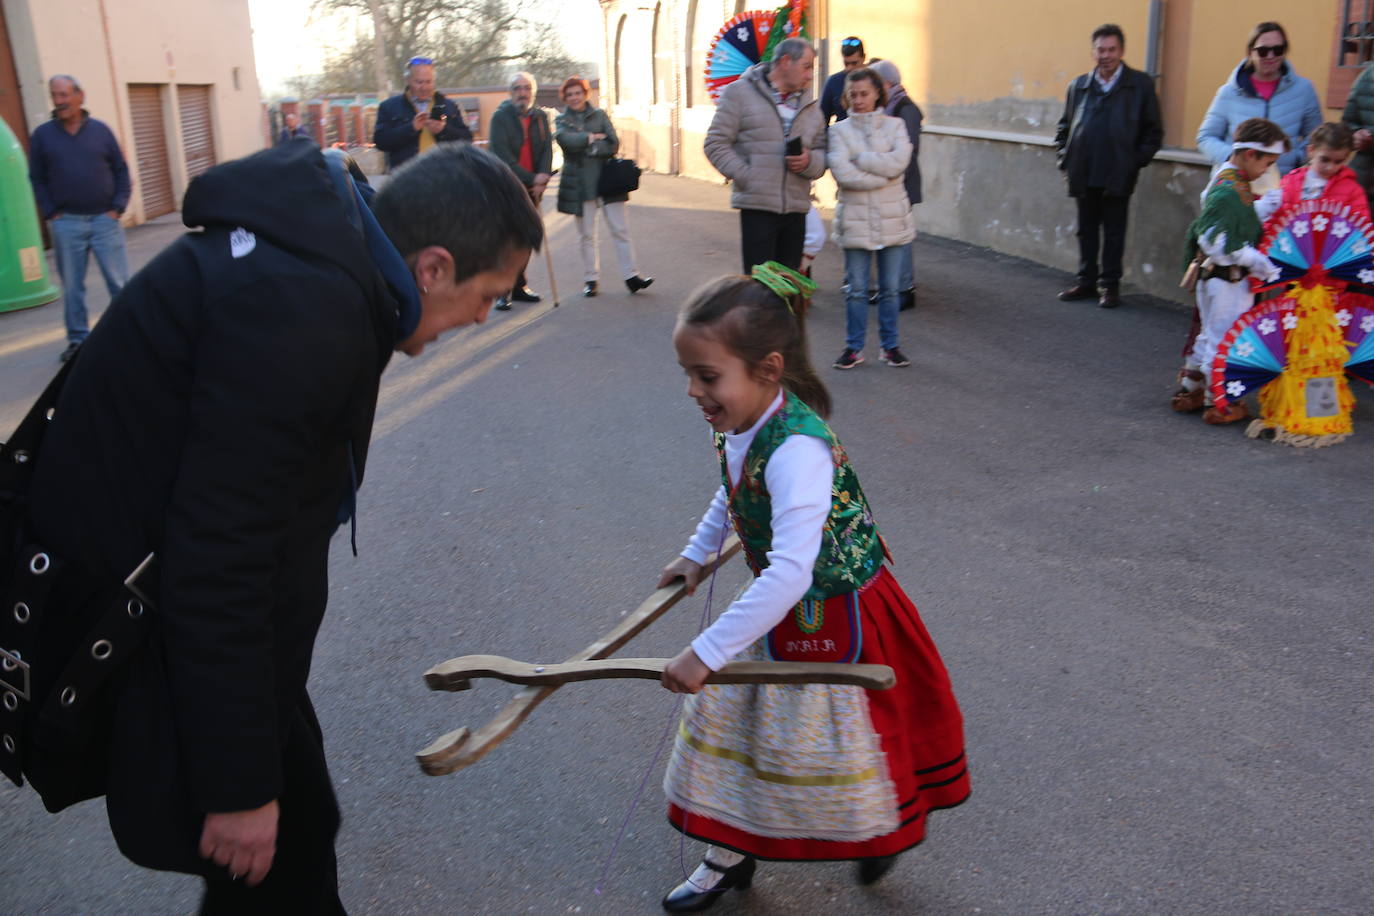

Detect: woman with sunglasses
1196,21,1321,176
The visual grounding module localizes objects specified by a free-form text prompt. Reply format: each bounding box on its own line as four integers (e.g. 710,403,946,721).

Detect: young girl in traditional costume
655,263,969,912
1276,122,1370,218
1173,118,1287,424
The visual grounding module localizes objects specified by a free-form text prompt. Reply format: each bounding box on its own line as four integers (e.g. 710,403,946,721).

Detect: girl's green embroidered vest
715,392,888,600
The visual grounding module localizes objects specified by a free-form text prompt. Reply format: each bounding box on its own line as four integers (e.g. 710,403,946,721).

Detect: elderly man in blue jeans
28,74,131,362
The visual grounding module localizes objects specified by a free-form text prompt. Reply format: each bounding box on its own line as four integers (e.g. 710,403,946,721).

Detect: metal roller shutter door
178,85,216,180
128,85,174,218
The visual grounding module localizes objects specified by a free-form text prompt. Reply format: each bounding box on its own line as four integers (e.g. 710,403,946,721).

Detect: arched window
614,14,628,104
652,3,674,105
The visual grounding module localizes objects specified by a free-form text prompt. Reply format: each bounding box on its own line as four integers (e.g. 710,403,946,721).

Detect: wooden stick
425,655,896,691
416,536,742,776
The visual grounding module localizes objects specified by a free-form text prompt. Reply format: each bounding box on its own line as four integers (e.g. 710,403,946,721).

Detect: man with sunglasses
1196,21,1321,176
1054,24,1162,309
821,36,866,124
373,56,472,171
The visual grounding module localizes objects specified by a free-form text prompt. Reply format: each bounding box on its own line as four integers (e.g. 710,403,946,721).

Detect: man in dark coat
372,56,472,171
21,141,541,912
1054,23,1163,309
820,36,865,124
275,111,311,145
488,71,552,307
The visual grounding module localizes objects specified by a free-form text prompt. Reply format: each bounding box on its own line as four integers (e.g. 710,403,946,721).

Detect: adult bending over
20,142,542,913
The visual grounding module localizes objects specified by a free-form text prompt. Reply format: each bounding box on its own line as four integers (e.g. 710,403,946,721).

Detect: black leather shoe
856,853,900,886
583,281,598,297
493,297,511,311
58,342,81,363
626,275,654,293
1058,282,1097,301
510,286,541,303
661,857,755,912
1098,286,1122,309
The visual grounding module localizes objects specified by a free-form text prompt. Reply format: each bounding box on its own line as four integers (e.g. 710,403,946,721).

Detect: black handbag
0,350,158,812
597,157,641,197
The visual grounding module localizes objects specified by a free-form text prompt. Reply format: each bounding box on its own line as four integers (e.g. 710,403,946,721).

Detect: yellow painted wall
824,0,1343,145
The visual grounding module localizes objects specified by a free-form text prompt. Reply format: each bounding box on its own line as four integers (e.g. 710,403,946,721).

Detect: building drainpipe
95,0,128,171
1145,0,1164,77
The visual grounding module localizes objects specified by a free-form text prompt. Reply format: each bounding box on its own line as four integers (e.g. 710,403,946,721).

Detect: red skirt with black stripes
666,566,969,860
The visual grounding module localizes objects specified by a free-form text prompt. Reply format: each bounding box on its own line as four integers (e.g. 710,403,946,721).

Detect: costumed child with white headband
655,263,969,912
1173,118,1288,424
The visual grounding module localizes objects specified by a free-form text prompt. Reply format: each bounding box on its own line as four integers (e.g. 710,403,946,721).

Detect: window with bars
1331,0,1374,106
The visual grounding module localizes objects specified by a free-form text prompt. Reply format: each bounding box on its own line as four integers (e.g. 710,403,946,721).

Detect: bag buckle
0,647,30,702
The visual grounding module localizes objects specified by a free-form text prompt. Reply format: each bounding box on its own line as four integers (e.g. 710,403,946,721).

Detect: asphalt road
2,173,1371,915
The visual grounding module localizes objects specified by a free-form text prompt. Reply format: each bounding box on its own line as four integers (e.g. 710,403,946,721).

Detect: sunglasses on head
841,38,863,50
408,56,434,67
1251,44,1286,58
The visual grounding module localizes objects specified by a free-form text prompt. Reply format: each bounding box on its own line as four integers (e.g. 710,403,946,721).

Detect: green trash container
0,115,60,313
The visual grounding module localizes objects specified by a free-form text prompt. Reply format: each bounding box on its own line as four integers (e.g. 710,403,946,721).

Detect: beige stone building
1,0,263,224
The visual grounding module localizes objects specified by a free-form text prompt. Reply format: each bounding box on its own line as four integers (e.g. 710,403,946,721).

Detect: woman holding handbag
555,76,653,296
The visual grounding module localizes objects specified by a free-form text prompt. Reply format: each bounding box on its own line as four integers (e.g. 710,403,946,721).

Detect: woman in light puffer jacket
829,68,915,370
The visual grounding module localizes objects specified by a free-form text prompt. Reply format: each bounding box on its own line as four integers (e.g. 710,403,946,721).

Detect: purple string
594,519,730,897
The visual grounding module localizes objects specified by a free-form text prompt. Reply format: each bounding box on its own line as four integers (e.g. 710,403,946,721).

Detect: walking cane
539,183,561,307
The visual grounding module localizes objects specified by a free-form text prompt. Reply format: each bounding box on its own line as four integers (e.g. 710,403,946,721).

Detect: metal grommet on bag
29,553,50,575
3,691,17,711
12,602,29,624
0,650,17,671
2,734,14,754
12,450,30,464
91,639,113,660
126,599,143,618
59,686,76,707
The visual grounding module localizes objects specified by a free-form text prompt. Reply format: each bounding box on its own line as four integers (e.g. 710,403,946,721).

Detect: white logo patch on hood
230,227,257,259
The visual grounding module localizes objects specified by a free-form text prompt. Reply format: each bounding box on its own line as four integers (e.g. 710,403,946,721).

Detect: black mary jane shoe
661,857,756,912
583,281,598,297
856,853,900,886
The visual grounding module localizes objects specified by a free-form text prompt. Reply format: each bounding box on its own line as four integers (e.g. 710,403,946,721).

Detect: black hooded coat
25,140,399,872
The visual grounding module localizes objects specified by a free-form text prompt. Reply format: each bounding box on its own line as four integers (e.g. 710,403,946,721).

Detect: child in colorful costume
1277,122,1370,218
656,262,968,912
1173,118,1287,424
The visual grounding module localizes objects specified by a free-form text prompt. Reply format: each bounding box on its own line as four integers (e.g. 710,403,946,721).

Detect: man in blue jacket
28,75,131,363
1054,24,1162,309
372,57,472,171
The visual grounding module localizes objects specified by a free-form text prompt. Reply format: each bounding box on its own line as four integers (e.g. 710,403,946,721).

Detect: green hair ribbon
750,261,816,312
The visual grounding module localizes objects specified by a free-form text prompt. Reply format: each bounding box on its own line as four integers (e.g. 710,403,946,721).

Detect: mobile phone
785,137,803,156
429,102,446,121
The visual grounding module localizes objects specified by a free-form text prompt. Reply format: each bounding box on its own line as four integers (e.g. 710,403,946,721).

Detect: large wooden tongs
415,536,895,776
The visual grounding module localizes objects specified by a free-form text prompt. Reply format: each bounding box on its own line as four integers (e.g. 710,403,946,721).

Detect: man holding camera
373,56,472,171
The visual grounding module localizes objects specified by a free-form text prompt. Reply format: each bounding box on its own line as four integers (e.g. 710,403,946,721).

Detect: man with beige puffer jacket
705,38,828,272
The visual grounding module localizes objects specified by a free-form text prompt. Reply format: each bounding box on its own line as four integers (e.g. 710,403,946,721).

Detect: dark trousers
740,210,806,273
1074,188,1131,288
511,184,540,293
199,704,346,915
